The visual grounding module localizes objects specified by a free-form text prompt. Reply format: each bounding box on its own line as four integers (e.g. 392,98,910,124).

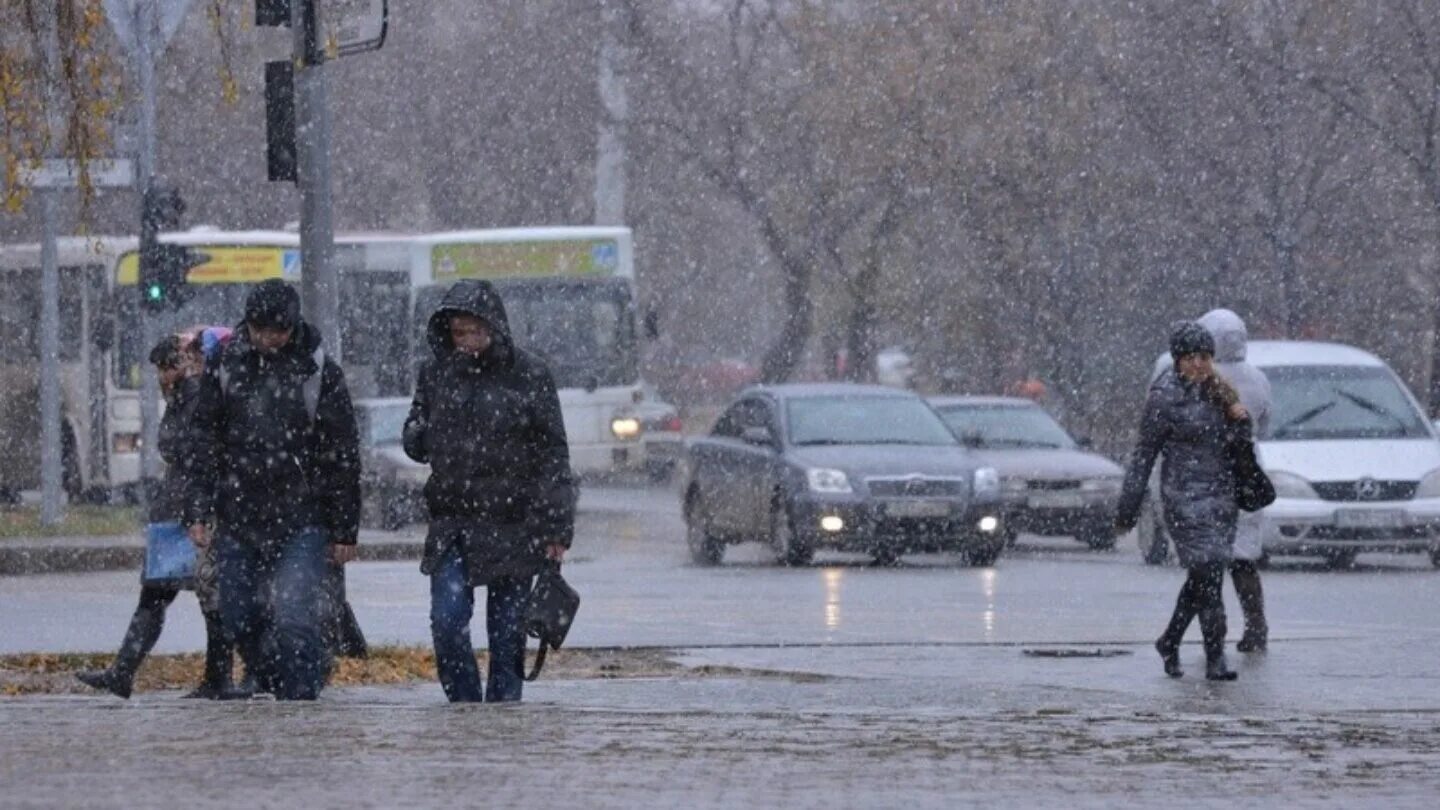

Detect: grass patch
0,505,140,538
0,646,828,697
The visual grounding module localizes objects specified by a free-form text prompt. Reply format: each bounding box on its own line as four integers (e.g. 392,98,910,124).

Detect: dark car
355,397,428,530
683,384,1007,566
929,396,1123,549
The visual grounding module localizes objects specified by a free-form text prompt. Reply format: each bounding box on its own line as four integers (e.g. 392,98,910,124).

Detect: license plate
1029,494,1085,510
1334,509,1406,529
885,500,951,518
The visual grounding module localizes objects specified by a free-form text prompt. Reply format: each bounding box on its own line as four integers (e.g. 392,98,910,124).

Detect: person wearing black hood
185,280,362,701
403,279,575,703
76,332,242,700
1117,322,1251,681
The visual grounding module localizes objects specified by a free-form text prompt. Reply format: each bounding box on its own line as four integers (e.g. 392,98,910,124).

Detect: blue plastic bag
143,521,196,587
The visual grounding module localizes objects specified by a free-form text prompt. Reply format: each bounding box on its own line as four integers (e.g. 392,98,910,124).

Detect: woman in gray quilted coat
1118,322,1252,681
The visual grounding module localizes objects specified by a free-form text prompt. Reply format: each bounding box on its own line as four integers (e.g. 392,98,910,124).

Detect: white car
1139,341,1440,569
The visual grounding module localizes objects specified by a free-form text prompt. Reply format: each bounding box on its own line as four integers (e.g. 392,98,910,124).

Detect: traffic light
256,0,291,27
139,244,209,313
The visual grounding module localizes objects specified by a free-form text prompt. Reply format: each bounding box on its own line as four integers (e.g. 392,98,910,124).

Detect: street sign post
20,159,133,525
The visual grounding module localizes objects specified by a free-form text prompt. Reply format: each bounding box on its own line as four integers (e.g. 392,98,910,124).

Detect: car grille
1027,480,1082,491
866,477,967,498
1302,525,1433,541
1312,481,1418,502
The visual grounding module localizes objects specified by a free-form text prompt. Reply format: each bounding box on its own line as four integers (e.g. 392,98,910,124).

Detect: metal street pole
594,1,628,227
38,191,63,526
294,0,340,358
136,0,163,492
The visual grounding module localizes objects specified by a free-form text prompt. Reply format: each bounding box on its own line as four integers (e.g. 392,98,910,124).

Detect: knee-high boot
76,590,172,699
1231,562,1268,652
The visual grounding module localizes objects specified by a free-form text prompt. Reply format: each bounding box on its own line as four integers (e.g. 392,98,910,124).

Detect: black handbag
1229,423,1275,513
523,561,580,681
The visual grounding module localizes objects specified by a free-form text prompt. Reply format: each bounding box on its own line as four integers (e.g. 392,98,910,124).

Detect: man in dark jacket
403,279,575,703
185,280,362,701
1117,322,1246,681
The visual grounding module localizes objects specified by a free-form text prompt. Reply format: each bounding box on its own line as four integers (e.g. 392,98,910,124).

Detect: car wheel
1323,549,1358,570
1076,526,1117,551
685,492,725,566
1431,547,1440,569
966,538,1004,567
870,545,901,566
769,497,813,566
646,460,676,486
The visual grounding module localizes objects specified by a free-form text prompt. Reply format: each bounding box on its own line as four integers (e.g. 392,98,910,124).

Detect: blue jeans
429,549,531,703
217,527,331,701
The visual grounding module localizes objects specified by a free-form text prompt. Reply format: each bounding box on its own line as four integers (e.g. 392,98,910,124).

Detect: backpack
215,341,327,424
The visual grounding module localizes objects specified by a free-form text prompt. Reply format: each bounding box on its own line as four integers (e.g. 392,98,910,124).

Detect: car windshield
359,403,409,447
787,396,959,447
1265,365,1431,441
935,404,1076,449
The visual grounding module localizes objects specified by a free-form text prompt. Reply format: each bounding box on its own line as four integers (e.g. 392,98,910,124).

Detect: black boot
75,669,133,699
1205,655,1239,681
1236,630,1267,654
1196,565,1236,681
1155,639,1184,678
185,612,243,699
76,593,169,699
1231,562,1268,653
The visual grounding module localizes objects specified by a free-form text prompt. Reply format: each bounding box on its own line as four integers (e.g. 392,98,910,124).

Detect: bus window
0,267,88,363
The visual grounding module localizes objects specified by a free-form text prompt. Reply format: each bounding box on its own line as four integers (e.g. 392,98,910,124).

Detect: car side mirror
1076,436,1094,449
740,426,776,449
960,431,983,449
643,308,661,340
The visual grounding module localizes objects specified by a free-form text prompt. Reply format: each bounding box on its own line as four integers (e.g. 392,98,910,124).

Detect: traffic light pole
38,190,63,526
294,0,340,358
136,0,163,491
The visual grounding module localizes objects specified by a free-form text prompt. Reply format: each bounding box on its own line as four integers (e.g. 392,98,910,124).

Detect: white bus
0,236,134,501
401,227,655,475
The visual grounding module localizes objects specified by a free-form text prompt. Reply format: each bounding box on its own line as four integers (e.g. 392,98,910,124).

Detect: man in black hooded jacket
403,279,575,703
185,280,362,701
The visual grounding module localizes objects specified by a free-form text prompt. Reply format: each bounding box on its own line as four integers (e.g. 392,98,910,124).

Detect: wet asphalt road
3,484,1440,807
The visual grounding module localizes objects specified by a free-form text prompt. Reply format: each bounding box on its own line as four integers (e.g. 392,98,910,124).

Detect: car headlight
1269,471,1318,500
973,467,1001,498
807,468,852,494
611,417,641,440
1081,476,1122,494
1415,469,1440,499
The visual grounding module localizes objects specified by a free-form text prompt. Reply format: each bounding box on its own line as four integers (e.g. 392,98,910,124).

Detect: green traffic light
147,284,163,300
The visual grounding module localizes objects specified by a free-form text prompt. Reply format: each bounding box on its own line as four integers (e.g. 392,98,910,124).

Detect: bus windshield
413,279,638,390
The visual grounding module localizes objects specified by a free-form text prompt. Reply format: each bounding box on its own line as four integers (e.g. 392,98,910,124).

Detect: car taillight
113,433,142,453
661,415,683,433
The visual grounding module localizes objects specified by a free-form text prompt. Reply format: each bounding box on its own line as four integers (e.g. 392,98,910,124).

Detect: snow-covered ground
3,485,1438,806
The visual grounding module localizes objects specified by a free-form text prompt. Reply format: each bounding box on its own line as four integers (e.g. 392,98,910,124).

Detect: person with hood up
1150,310,1273,652
77,329,243,700
1198,309,1272,652
185,280,362,701
1118,322,1252,681
403,279,575,703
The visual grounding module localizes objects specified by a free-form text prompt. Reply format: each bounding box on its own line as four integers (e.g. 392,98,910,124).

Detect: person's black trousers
1158,562,1228,662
